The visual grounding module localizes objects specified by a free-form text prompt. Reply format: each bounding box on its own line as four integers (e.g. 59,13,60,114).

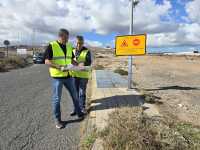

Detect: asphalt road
0,64,81,150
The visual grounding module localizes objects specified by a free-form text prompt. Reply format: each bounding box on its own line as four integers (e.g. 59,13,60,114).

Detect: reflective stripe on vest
73,49,90,79
49,41,73,77
52,56,72,60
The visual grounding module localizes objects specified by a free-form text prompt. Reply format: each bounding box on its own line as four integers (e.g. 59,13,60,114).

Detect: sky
0,0,200,52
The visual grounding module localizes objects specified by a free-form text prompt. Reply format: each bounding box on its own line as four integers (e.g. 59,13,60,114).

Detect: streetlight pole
128,0,134,89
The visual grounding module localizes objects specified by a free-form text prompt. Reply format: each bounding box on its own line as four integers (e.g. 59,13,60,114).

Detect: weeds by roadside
99,107,200,150
96,55,105,58
80,128,97,150
141,92,163,105
80,78,97,150
0,56,32,72
114,68,128,76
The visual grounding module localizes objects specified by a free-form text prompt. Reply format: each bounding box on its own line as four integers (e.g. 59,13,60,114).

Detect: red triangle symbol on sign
121,40,128,47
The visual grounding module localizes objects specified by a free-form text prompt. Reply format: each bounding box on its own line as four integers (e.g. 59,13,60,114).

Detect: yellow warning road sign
115,34,147,56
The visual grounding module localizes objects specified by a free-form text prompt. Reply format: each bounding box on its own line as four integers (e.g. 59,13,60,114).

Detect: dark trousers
74,78,88,111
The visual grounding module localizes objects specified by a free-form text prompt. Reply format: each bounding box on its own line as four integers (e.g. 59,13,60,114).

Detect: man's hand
60,66,65,71
78,63,84,67
45,59,63,70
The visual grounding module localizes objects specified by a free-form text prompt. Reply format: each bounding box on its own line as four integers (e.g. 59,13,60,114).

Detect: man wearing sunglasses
44,29,84,129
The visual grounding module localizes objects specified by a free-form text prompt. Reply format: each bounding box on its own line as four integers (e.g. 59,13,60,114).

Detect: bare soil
134,55,200,126
92,48,200,126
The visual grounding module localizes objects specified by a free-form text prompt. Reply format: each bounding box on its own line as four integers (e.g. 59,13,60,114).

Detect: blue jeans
51,77,82,121
74,78,88,111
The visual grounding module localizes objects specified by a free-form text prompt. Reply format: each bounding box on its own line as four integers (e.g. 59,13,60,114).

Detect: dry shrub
4,57,27,67
100,107,199,150
96,55,105,58
0,61,6,72
114,68,128,76
142,93,163,105
94,65,104,70
0,56,29,72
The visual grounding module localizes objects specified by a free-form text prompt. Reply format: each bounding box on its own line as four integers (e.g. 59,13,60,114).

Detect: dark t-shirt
44,41,75,60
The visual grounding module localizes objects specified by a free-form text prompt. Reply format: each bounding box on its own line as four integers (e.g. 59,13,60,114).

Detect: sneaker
81,108,87,115
55,121,64,129
77,113,85,120
70,111,77,116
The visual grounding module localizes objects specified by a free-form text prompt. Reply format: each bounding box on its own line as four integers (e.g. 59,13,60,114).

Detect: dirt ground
92,48,200,126
134,55,200,126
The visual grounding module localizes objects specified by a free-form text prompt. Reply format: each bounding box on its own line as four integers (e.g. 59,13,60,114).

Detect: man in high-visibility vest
70,36,92,116
44,29,84,129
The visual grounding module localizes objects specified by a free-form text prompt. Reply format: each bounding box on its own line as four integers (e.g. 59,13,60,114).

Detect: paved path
0,65,81,150
87,70,161,150
90,70,144,131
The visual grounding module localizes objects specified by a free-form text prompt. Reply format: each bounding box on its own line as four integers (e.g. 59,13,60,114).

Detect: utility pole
128,0,134,89
128,0,139,89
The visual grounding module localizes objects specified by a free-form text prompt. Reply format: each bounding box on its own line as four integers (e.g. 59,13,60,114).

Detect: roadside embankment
0,55,33,72
80,69,200,150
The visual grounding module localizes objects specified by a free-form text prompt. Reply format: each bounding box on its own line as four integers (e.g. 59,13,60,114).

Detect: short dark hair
58,28,69,36
76,35,84,42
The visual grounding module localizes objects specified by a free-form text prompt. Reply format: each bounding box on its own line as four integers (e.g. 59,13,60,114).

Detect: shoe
70,111,77,116
81,108,87,115
77,113,85,120
55,120,65,129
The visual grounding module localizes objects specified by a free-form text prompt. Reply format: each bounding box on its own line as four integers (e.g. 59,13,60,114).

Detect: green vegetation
80,130,97,150
114,68,128,76
175,123,200,148
99,107,200,150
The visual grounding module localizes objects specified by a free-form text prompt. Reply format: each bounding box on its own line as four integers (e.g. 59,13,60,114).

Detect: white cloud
186,0,200,24
147,0,200,47
148,23,200,47
0,0,199,47
85,40,103,47
85,0,177,35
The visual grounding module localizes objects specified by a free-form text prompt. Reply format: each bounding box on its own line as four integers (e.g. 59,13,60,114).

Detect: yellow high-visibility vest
49,41,73,77
73,49,90,79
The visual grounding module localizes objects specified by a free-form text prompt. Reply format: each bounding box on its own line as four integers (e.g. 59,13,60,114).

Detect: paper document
61,65,92,71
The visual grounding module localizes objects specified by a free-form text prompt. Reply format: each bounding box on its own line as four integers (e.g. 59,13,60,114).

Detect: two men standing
44,29,91,129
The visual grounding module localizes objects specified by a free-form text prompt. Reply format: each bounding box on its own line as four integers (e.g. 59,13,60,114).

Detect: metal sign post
115,0,145,89
3,40,10,57
128,0,134,89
